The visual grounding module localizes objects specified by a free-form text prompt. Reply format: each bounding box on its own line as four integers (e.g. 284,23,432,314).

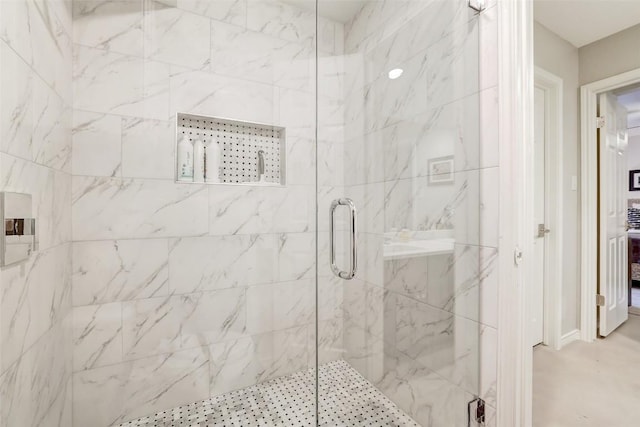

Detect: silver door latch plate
514,247,523,266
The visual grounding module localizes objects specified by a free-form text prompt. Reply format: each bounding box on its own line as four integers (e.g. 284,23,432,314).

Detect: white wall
534,21,581,336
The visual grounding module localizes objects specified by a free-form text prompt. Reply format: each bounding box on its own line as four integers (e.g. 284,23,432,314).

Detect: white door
598,93,629,337
532,87,546,346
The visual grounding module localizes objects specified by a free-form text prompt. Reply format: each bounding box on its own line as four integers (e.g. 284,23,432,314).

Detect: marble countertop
383,238,455,260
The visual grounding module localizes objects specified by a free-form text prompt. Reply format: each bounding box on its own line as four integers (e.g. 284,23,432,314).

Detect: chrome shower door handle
329,198,357,280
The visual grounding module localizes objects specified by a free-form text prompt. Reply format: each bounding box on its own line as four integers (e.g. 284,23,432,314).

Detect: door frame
496,0,533,426
534,67,564,350
579,68,640,342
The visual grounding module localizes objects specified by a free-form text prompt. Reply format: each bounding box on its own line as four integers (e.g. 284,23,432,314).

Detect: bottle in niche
177,136,194,182
205,139,221,183
193,138,205,183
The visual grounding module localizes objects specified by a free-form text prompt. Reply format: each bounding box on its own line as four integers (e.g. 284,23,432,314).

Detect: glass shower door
65,0,495,424
316,0,497,425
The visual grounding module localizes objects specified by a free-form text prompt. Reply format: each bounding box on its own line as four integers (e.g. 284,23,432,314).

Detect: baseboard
629,306,640,316
560,329,581,348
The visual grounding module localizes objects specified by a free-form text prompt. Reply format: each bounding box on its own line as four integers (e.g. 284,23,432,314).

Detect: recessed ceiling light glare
388,68,403,80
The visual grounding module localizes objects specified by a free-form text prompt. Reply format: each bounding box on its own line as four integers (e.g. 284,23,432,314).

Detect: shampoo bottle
205,139,221,183
177,136,194,182
193,138,205,183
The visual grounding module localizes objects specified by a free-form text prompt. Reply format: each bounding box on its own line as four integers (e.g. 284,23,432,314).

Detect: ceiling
534,0,640,48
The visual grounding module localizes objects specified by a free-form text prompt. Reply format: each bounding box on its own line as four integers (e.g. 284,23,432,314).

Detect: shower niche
175,113,286,186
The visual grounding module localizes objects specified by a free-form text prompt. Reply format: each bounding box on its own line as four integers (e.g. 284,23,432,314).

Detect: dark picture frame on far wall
631,170,640,192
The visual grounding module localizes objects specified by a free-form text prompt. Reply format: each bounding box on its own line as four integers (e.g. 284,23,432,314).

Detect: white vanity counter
383,230,455,260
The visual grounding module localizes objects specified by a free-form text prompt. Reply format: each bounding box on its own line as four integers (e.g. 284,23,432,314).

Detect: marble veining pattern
73,347,210,426
64,1,500,427
72,0,144,57
72,176,209,240
72,239,169,306
0,0,74,426
177,0,246,27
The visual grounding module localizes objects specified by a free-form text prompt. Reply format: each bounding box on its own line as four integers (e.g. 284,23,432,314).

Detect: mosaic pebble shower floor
119,360,419,427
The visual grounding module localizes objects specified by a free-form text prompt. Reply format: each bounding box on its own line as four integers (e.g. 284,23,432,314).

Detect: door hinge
537,223,551,238
596,116,605,129
596,294,605,306
468,398,486,426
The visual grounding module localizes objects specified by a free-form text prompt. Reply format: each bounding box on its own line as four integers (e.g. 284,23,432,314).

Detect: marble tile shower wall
70,1,344,425
338,1,499,426
0,1,74,426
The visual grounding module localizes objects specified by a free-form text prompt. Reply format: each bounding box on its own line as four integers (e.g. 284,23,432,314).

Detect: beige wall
534,22,582,336
535,20,640,339
579,23,640,85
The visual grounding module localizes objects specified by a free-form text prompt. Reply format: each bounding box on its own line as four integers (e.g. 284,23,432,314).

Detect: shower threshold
119,359,419,427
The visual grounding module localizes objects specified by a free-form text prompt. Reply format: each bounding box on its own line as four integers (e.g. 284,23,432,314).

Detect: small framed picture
428,156,455,184
630,170,640,192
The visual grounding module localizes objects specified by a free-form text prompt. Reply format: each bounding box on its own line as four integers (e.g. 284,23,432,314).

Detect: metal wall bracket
468,397,486,426
468,0,486,12
1,192,37,267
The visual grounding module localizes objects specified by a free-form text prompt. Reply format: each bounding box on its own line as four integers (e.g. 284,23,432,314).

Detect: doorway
612,86,640,317
531,67,564,350
581,73,640,341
